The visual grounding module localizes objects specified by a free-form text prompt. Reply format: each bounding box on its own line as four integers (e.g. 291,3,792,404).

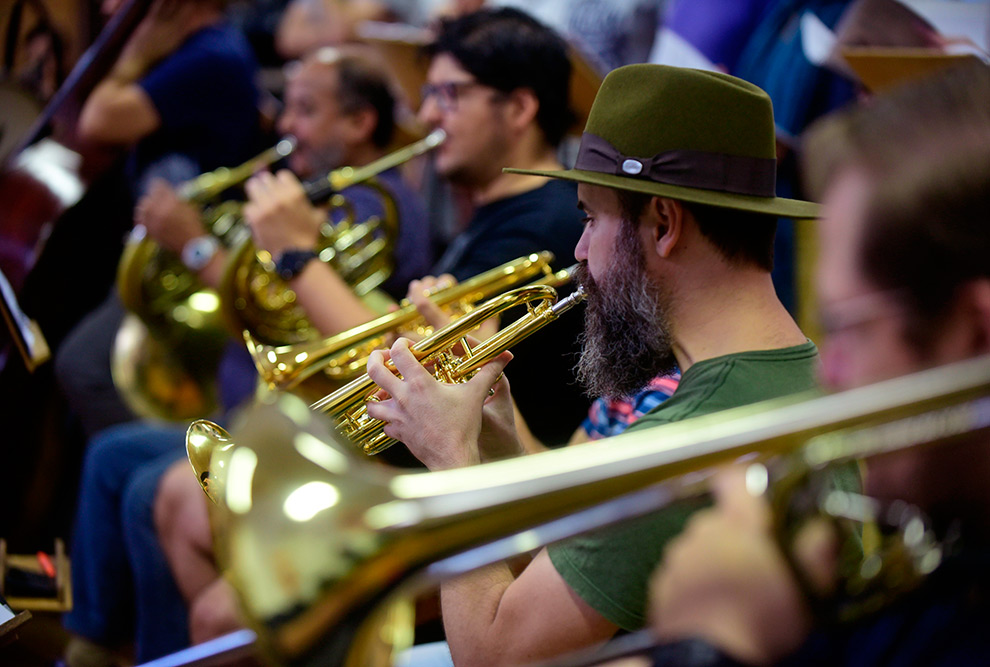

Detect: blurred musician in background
414,7,589,444
240,45,432,319
56,0,261,438
649,61,990,667
61,43,431,666
363,63,824,664
143,45,432,311
59,2,261,665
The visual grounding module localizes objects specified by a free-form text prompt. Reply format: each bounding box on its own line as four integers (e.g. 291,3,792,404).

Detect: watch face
182,236,219,271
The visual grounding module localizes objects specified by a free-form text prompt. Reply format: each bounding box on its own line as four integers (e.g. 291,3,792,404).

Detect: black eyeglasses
420,80,487,112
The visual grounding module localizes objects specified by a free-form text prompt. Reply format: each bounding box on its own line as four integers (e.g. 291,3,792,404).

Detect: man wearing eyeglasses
412,7,590,446
421,7,581,283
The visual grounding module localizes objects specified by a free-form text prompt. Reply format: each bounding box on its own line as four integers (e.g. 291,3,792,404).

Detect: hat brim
504,167,820,219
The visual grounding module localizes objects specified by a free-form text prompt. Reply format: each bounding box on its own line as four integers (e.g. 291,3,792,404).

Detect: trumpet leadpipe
247,252,561,390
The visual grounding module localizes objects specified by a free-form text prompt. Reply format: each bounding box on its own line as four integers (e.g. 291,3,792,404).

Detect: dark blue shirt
433,179,590,445
132,22,260,194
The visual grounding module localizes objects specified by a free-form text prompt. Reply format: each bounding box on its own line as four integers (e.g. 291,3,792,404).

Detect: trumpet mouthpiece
276,136,297,157
426,129,446,147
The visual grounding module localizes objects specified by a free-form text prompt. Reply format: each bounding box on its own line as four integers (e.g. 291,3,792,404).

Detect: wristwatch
181,235,220,272
275,248,319,281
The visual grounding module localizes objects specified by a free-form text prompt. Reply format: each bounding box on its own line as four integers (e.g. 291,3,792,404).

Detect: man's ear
345,106,378,144
649,197,685,259
504,87,540,132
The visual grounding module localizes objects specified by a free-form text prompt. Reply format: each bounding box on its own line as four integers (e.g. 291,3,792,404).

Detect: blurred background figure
649,60,990,667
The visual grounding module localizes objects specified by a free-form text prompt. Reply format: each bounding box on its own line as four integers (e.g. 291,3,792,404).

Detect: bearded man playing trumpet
363,64,825,665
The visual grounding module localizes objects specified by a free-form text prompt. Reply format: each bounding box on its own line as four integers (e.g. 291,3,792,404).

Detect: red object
36,551,55,579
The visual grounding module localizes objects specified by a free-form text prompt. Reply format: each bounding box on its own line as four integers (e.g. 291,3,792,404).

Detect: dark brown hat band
574,133,777,197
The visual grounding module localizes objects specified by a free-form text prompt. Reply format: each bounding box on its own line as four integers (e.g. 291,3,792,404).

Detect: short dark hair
803,60,990,350
615,190,776,272
334,53,396,149
426,7,574,147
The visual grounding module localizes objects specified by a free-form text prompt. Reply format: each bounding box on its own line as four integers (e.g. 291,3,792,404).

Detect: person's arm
78,0,202,144
441,549,619,666
135,179,227,288
363,340,621,662
243,169,377,334
651,467,837,666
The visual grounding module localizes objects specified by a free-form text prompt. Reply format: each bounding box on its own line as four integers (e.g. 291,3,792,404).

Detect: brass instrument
312,281,586,455
186,277,585,502
248,252,564,391
112,139,296,421
218,129,446,346
194,356,990,666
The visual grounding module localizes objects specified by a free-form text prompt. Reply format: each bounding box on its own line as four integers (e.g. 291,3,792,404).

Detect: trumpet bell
187,419,237,505
315,282,587,455
247,252,560,392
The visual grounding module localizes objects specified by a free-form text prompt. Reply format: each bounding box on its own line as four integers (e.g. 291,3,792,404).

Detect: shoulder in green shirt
548,341,821,630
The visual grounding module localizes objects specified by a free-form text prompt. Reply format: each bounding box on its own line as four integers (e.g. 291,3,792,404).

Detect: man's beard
574,221,678,400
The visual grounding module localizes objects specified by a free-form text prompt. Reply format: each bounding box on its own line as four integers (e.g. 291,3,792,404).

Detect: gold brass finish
313,281,587,455
187,276,585,501
247,252,562,391
112,140,295,421
216,356,990,665
218,129,446,346
186,419,236,506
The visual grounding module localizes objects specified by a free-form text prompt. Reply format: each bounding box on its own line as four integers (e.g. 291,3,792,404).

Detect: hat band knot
574,133,777,197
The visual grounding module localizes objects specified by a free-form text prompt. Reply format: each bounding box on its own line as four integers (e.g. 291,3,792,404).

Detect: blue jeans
65,422,190,661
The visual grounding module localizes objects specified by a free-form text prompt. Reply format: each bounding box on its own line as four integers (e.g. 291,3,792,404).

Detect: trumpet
248,252,563,391
186,277,584,503
312,281,586,455
112,139,296,421
218,129,446,346
198,355,990,666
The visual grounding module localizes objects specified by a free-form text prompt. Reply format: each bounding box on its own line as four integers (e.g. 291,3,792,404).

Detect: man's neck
669,268,806,372
470,137,562,206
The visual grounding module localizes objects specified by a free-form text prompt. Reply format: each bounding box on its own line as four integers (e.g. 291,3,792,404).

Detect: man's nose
418,94,442,127
574,225,591,262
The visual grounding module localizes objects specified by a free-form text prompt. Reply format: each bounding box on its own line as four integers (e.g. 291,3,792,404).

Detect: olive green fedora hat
506,64,820,219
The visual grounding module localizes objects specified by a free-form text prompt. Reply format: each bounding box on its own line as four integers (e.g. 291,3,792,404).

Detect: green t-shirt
547,341,821,630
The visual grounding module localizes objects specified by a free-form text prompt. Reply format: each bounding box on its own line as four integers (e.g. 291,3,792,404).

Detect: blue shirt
132,22,261,194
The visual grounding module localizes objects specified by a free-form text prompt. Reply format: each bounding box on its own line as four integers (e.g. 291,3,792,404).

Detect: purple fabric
574,132,777,197
664,0,774,72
